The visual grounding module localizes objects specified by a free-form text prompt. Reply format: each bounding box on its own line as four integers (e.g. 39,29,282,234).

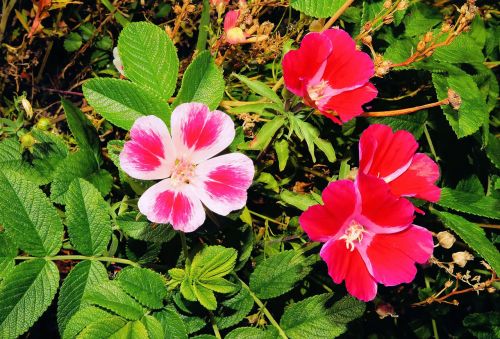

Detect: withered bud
437,231,456,249
397,0,408,11
441,23,452,33
452,251,474,267
444,280,454,288
375,303,398,319
21,97,34,119
309,19,324,32
416,40,426,52
465,11,475,21
362,35,372,45
383,0,392,9
459,4,468,14
487,287,496,293
383,14,394,25
363,22,372,32
424,31,433,43
447,88,462,110
425,49,434,57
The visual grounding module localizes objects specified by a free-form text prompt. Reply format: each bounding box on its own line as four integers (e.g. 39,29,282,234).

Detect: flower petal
223,10,240,31
322,29,375,89
357,174,414,233
300,180,357,242
389,153,441,202
367,225,433,286
321,239,378,302
323,83,378,123
138,179,205,233
192,153,254,216
283,32,332,97
359,124,418,179
120,116,175,180
171,103,235,163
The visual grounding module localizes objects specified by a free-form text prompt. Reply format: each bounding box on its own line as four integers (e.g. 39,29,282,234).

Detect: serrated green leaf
290,0,343,18
199,277,238,294
108,320,149,339
85,282,146,320
83,78,171,130
66,179,112,256
118,21,179,100
76,315,128,339
191,245,238,280
192,284,217,311
61,98,101,163
432,34,484,64
434,210,500,274
330,295,367,323
154,306,188,339
463,312,500,339
0,139,42,184
402,3,441,37
240,116,286,151
57,261,108,334
226,327,275,339
0,170,63,256
116,267,167,309
0,233,16,281
31,130,69,184
233,73,282,105
485,133,500,169
214,287,254,330
86,169,114,197
437,188,500,220
63,306,114,339
367,111,428,138
117,213,176,243
173,51,225,110
141,315,164,339
275,139,289,171
249,250,313,299
0,259,59,339
64,32,82,52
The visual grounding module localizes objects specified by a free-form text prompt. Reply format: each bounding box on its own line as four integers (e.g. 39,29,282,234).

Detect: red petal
389,153,441,202
323,83,378,123
367,225,433,286
224,10,240,31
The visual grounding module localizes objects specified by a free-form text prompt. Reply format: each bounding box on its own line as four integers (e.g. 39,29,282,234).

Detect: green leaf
214,287,254,330
432,34,485,64
76,316,128,338
0,170,63,256
0,259,59,339
434,210,500,274
116,267,167,309
192,284,217,311
433,73,488,138
233,74,282,105
240,116,286,151
61,98,101,163
463,312,500,339
249,250,313,299
85,282,146,320
117,213,176,243
31,130,69,184
87,169,114,197
141,315,164,339
0,139,42,184
275,139,289,171
280,294,365,339
290,0,344,18
118,22,179,100
485,133,500,169
57,260,109,334
0,233,16,281
173,51,225,110
83,78,171,130
198,277,238,294
153,306,188,339
291,117,335,162
108,320,149,339
437,187,500,220
62,306,114,339
66,179,112,256
191,245,238,281
280,190,321,211
367,111,428,138
402,3,441,37
64,32,83,52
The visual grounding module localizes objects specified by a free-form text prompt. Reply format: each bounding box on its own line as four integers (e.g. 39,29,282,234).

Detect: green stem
423,123,439,162
209,312,222,339
179,232,191,267
15,255,140,267
101,0,129,27
0,0,17,44
248,209,288,227
425,276,440,339
237,277,288,339
196,0,211,51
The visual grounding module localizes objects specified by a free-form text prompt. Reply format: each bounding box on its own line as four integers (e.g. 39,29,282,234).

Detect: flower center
171,159,196,185
307,80,330,102
339,221,367,252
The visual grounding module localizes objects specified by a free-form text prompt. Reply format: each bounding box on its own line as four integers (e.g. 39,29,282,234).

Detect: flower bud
21,97,34,119
452,251,473,267
441,23,452,32
397,0,408,11
375,303,398,319
361,35,372,46
437,231,456,249
36,117,52,131
383,14,394,25
447,88,462,110
416,40,426,52
383,0,392,9
20,133,36,150
424,32,433,43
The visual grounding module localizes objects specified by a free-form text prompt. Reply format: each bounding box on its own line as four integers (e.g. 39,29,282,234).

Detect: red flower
359,124,441,202
299,174,433,301
282,29,377,124
224,10,247,44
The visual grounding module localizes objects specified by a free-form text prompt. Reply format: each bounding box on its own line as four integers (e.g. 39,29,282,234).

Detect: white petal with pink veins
170,103,235,164
192,153,254,215
120,116,176,180
138,178,206,233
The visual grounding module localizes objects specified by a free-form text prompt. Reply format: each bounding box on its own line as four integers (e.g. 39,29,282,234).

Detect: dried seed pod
417,40,426,52
452,251,474,267
447,88,462,110
437,231,456,249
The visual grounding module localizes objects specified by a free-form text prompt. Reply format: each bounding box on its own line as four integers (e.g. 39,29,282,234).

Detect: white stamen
339,221,367,251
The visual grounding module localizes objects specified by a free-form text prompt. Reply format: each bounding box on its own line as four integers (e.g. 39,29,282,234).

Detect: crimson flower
359,124,441,202
119,103,254,233
282,28,377,124
299,174,433,301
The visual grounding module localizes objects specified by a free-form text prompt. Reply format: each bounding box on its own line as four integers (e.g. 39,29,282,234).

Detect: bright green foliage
274,139,289,171
64,32,82,52
0,139,42,183
367,111,428,138
0,170,63,256
434,210,500,274
116,267,167,309
0,233,16,281
61,98,101,163
118,22,179,100
280,294,366,338
87,169,114,196
66,179,112,256
108,320,149,339
0,260,59,339
141,315,164,339
226,327,275,339
57,261,108,334
173,51,225,110
437,188,500,220
83,78,171,130
214,287,254,330
63,306,115,339
85,282,146,320
233,73,282,105
486,133,500,169
290,116,336,163
432,35,484,64
249,250,314,299
153,306,188,339
31,129,69,184
76,316,128,338
290,0,343,18
117,213,176,243
240,116,286,150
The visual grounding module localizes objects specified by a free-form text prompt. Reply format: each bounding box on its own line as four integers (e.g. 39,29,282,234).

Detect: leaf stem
237,277,288,339
179,232,191,267
196,0,211,51
362,98,449,117
322,0,355,31
14,255,140,267
209,312,222,339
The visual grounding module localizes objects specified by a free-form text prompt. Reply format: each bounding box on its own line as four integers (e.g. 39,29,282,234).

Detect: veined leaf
66,179,112,256
275,139,289,171
226,327,275,339
290,0,344,18
280,190,322,211
0,259,59,339
108,320,149,339
118,21,179,100
141,315,164,339
76,315,128,339
0,139,43,184
437,188,500,220
153,306,188,339
117,212,176,243
57,261,109,334
233,73,282,105
116,267,167,309
240,116,286,151
0,170,63,256
173,50,225,110
83,78,171,130
62,306,114,339
31,130,69,184
190,245,238,281
192,283,217,311
214,287,254,330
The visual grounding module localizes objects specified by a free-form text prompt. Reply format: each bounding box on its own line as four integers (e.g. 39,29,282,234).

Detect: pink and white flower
112,47,125,76
119,103,254,233
359,124,441,202
299,174,433,301
224,10,247,44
